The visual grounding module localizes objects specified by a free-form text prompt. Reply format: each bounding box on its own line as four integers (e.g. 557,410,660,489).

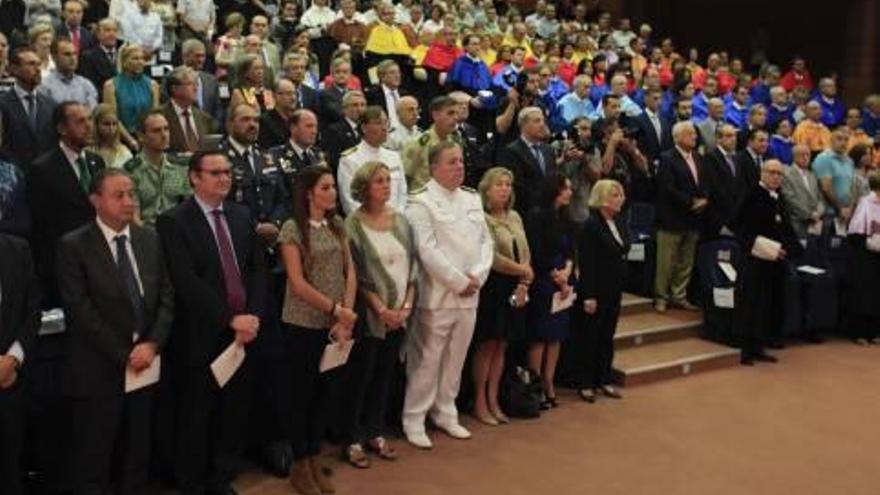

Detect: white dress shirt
382,84,402,131
96,216,144,296
119,6,164,52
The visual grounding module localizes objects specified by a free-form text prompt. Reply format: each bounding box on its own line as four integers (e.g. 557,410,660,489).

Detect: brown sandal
344,444,371,469
367,437,398,461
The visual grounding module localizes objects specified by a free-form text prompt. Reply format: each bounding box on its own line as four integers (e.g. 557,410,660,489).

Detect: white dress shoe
436,423,471,440
405,431,433,449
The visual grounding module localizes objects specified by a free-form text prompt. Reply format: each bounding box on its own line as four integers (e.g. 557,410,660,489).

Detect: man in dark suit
181,38,221,121
258,77,297,150
734,127,769,193
56,0,96,53
56,169,174,495
633,87,673,171
317,58,353,124
319,90,365,172
736,104,768,152
497,106,557,216
0,47,58,169
77,19,119,98
162,65,217,154
653,121,708,313
157,150,266,495
364,59,410,131
703,123,749,238
281,52,318,112
27,101,105,307
0,234,41,495
735,159,802,364
449,91,490,188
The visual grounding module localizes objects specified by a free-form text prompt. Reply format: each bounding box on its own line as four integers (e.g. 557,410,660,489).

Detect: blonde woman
86,104,133,169
472,167,532,425
575,180,629,402
102,44,160,150
342,161,417,467
28,23,55,78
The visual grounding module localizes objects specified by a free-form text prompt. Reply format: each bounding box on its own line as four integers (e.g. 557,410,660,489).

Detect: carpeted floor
236,340,880,495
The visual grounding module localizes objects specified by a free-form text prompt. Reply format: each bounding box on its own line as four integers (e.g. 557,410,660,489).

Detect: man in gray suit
696,97,724,155
56,168,174,495
181,39,221,121
696,97,725,153
781,144,824,238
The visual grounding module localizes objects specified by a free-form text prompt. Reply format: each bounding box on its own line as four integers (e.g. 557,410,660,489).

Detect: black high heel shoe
577,388,596,403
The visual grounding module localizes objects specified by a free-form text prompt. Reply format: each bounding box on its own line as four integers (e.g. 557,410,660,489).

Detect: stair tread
621,293,652,306
616,309,702,336
614,338,738,373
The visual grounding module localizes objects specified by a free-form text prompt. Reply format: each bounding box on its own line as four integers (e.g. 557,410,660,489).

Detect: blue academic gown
813,95,845,128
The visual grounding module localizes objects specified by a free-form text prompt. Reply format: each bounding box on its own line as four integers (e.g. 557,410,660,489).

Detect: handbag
499,366,543,419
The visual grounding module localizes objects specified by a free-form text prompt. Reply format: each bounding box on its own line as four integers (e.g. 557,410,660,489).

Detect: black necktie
24,94,36,131
115,234,145,337
242,148,254,173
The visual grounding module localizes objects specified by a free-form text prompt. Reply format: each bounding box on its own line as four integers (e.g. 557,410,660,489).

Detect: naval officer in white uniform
337,106,408,214
403,141,494,449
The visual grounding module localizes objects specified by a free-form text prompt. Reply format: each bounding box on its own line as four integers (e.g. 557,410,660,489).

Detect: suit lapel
130,225,152,303
54,147,90,203
184,198,223,275
516,139,543,175
165,106,186,149
5,92,34,138
88,222,128,298
223,204,249,273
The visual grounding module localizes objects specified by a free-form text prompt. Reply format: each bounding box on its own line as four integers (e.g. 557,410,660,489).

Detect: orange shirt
793,120,832,152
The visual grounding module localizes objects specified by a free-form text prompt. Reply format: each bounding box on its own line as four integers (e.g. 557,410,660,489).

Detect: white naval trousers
402,308,477,433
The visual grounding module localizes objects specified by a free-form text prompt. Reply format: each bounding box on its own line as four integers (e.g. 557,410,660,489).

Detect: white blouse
363,224,408,307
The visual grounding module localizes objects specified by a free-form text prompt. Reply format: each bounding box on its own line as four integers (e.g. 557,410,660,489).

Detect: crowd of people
0,0,879,494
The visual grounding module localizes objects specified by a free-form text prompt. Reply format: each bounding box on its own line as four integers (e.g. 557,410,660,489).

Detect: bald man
735,159,802,364
386,96,421,151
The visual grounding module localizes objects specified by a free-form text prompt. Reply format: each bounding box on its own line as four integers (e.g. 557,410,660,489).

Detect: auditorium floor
235,339,880,495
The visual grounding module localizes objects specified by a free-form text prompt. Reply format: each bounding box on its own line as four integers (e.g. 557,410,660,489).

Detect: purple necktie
211,209,246,313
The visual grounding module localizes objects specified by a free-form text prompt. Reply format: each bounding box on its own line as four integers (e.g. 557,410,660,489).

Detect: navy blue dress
526,208,576,342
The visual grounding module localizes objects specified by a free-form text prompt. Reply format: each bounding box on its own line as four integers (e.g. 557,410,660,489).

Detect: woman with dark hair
525,172,575,409
849,143,876,203
279,165,357,494
229,54,276,113
341,161,417,467
575,179,629,402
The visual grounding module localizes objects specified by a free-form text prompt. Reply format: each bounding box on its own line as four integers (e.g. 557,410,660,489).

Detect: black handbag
500,366,543,419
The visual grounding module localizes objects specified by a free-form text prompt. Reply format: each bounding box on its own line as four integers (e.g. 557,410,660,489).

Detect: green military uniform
124,153,192,227
401,127,463,191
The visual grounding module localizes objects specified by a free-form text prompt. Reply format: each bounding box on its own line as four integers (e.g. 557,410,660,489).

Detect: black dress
475,212,528,342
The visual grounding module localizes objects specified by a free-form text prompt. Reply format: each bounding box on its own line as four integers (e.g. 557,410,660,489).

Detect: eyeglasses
199,168,232,177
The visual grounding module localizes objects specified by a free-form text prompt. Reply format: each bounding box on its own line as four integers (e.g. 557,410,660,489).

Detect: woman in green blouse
472,167,533,425
341,161,417,468
279,165,357,495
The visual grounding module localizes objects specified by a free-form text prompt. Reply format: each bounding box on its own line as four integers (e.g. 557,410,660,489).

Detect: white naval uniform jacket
406,179,494,310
